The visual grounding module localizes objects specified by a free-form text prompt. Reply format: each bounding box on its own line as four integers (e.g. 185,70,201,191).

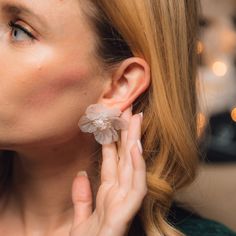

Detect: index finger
120,106,133,148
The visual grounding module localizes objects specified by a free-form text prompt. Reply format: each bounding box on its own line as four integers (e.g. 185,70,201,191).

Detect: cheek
0,41,105,146
0,60,104,146
25,65,90,108
21,59,104,121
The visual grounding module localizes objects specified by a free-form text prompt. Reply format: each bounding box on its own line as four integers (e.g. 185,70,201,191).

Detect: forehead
0,0,87,28
0,0,79,14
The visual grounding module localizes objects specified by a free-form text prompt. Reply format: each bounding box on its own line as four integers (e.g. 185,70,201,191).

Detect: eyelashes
8,20,36,41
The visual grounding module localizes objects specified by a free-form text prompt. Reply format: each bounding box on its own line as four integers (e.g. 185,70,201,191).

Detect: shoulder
168,203,236,236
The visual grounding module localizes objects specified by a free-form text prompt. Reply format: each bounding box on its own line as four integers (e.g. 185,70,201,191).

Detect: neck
1,135,101,233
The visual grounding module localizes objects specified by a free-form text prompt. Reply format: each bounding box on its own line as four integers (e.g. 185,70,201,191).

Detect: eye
8,20,36,42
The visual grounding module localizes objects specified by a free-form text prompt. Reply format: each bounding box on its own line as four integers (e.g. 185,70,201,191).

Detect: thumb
71,171,93,228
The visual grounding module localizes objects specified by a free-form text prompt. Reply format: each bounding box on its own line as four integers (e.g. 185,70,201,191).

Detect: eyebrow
1,2,47,27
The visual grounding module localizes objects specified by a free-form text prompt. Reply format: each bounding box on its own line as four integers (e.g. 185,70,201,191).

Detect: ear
98,57,150,111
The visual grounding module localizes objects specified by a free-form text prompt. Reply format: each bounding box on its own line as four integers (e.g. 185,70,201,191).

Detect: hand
70,107,147,236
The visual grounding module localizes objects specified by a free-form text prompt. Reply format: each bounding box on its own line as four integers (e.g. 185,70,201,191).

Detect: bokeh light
231,107,236,122
197,112,207,137
212,61,228,77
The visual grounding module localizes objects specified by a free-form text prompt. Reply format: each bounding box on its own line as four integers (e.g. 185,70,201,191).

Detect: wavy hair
80,0,201,235
0,1,201,235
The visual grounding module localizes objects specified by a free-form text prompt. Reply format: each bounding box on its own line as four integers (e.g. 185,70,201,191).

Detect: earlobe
99,57,150,111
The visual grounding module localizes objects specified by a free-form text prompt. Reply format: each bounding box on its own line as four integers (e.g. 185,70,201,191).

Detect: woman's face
0,0,105,149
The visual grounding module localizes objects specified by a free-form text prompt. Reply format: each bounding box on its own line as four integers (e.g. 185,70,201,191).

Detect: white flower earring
78,104,128,145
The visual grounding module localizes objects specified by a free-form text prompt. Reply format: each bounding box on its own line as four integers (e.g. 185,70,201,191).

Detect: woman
0,0,234,235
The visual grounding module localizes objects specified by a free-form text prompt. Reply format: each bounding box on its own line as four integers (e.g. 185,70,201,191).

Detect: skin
0,0,150,236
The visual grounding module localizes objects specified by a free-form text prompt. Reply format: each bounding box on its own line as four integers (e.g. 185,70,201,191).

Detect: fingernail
77,171,88,177
137,139,143,154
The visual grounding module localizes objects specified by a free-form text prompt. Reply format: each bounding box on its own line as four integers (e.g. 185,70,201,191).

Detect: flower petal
104,106,121,117
78,115,97,133
86,104,121,120
110,127,119,142
86,104,106,120
94,128,119,145
111,117,129,130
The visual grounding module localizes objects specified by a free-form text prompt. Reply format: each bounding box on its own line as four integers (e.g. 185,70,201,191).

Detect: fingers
130,142,146,195
120,106,132,149
100,106,133,188
101,143,118,184
118,113,142,193
72,171,93,228
126,114,142,150
123,143,147,217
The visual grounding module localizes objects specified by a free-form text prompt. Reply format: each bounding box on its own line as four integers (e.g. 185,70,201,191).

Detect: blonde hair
81,0,201,235
0,1,200,235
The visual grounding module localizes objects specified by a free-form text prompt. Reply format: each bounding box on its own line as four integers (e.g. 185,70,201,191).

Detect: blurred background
176,0,236,231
